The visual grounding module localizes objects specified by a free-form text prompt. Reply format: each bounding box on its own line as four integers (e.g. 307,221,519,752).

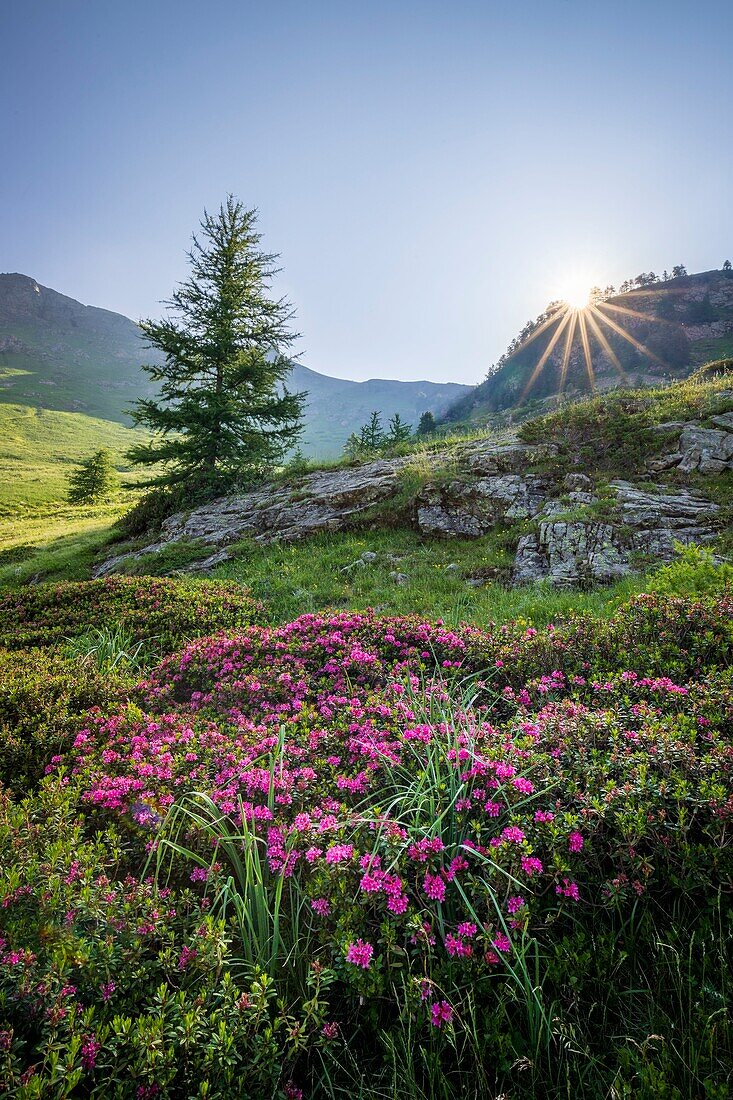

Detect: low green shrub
519,395,656,473
0,575,263,652
0,649,127,793
518,371,733,474
113,486,191,539
647,544,733,597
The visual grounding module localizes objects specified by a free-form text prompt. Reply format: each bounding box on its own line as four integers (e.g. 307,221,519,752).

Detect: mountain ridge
0,273,470,457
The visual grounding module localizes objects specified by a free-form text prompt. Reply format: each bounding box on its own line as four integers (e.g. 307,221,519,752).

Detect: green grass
0,516,123,586
0,401,153,583
209,529,646,627
0,402,148,519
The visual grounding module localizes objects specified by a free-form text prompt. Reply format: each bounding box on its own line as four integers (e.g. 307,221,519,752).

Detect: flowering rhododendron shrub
0,786,333,1098
1,597,732,1097
0,576,263,651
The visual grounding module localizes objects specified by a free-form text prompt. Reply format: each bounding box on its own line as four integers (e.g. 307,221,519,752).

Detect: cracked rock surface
95,420,724,587
512,481,720,586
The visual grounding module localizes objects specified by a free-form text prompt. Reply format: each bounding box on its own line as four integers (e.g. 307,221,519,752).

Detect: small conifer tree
359,411,385,451
67,449,119,504
416,410,436,436
386,413,412,444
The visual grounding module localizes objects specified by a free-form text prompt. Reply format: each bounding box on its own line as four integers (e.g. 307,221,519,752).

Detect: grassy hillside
0,403,148,519
0,403,150,586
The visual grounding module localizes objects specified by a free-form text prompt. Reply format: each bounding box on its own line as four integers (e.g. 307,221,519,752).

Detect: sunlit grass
211,529,646,627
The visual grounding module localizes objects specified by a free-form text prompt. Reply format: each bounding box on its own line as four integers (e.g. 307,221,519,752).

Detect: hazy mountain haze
0,273,470,457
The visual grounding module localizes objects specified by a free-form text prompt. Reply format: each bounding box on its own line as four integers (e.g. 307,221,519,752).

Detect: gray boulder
512,481,719,587
416,474,548,537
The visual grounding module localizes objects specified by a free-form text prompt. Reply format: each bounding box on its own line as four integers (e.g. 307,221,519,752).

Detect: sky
2,0,732,386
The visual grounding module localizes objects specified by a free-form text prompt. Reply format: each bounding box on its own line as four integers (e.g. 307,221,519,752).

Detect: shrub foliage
0,576,263,651
0,594,731,1096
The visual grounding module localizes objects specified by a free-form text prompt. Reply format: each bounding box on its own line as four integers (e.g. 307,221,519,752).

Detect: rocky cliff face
96,401,732,587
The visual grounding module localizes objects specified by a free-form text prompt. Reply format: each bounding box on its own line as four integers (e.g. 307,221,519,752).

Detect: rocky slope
96,390,732,587
0,274,469,457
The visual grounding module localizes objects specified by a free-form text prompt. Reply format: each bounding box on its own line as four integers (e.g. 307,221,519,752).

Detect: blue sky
2,0,732,385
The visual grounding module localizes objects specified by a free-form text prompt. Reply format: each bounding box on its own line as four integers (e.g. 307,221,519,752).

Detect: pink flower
568,831,584,853
423,872,446,902
178,945,197,969
492,932,512,953
325,844,354,865
311,897,330,917
81,1034,100,1071
345,938,374,969
387,893,409,914
457,921,477,938
556,878,580,901
520,855,543,876
512,777,535,795
506,895,525,914
359,872,382,893
445,933,472,957
429,1000,454,1027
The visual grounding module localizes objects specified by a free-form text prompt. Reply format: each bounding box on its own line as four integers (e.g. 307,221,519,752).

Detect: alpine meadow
1,4,732,1099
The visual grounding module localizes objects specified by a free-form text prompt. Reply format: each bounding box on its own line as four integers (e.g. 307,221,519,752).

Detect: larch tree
127,197,305,499
386,413,412,444
416,410,436,436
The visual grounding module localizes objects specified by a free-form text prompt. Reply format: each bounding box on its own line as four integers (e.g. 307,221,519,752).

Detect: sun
516,268,672,404
559,278,591,311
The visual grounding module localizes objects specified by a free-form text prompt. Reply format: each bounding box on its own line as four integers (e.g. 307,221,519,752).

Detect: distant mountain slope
444,268,733,423
0,274,469,457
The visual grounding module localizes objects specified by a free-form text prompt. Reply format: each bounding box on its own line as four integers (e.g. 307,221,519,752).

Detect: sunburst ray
585,308,627,383
510,306,567,354
599,300,675,327
577,310,595,391
520,307,572,401
509,278,677,403
558,310,578,393
590,305,668,371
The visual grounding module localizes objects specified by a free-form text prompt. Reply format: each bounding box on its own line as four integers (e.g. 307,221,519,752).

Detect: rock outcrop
650,412,733,475
95,416,727,587
416,474,548,537
512,480,720,587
